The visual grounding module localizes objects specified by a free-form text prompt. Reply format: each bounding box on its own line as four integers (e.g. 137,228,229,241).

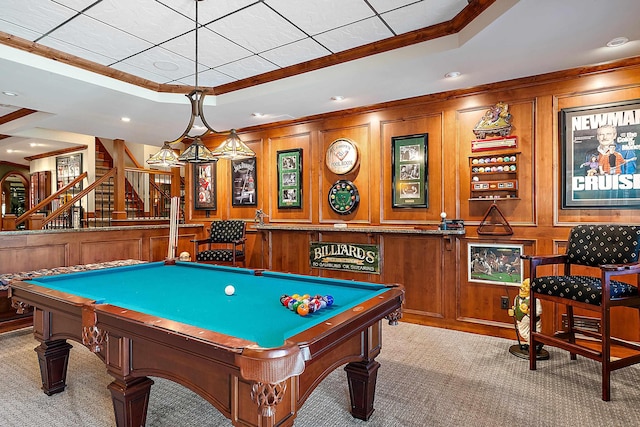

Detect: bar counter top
253,223,465,235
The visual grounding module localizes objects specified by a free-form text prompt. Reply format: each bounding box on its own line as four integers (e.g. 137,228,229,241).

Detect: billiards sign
309,241,380,274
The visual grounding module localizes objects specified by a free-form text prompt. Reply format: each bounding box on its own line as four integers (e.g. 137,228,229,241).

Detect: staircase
93,139,115,226
93,139,145,224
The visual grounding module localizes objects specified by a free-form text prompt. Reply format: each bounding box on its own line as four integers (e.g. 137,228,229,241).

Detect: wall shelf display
469,152,519,200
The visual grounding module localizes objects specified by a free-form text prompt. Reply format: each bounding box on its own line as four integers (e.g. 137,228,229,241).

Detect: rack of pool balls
280,294,334,316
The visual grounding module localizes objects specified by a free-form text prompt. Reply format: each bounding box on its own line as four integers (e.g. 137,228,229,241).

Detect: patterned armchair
523,225,640,401
192,220,246,267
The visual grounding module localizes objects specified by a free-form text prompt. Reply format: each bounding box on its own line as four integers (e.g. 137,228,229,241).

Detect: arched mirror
1,172,29,218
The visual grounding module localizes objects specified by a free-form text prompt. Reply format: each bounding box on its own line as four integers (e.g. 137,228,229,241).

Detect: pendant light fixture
147,0,255,167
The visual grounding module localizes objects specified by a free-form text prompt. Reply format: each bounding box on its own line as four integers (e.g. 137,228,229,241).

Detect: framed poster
391,134,428,208
231,158,257,206
277,148,302,209
194,162,216,210
56,154,82,190
561,100,640,209
468,243,523,286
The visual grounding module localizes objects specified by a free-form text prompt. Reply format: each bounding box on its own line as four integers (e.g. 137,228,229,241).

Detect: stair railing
15,172,88,228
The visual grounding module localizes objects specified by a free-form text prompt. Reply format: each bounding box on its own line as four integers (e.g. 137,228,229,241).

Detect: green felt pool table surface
26,261,390,348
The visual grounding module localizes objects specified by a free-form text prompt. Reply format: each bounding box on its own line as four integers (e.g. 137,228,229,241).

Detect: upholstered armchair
523,224,640,400
192,220,246,267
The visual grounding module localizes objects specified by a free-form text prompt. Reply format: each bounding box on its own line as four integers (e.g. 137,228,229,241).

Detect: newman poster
562,100,640,208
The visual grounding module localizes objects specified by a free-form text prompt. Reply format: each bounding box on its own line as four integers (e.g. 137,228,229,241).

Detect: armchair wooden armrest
599,262,640,273
521,253,568,269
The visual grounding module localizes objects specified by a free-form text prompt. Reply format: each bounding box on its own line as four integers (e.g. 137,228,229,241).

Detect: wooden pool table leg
35,339,73,395
108,376,154,427
344,359,380,421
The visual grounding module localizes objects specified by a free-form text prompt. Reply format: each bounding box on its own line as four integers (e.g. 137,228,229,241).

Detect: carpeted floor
1,322,639,426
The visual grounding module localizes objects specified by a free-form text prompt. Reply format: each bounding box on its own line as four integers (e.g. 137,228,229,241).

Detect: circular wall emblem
325,138,359,175
328,180,360,215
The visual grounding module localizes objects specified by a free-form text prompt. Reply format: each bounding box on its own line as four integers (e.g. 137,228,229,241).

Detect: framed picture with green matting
277,148,302,209
391,133,428,208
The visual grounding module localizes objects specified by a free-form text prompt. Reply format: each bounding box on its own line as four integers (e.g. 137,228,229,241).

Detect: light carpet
1,322,639,427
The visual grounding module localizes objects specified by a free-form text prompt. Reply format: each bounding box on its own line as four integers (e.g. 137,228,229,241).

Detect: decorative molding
24,144,88,162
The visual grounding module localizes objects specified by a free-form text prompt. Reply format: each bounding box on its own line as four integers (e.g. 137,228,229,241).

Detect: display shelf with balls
469,152,519,200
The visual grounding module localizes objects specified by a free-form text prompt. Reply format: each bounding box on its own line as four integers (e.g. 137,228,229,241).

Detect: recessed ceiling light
444,71,461,79
607,37,629,47
121,117,131,122
331,96,344,101
153,61,179,71
251,112,264,118
2,91,18,96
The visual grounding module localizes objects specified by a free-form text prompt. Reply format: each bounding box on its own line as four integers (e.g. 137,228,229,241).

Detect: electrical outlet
500,296,509,310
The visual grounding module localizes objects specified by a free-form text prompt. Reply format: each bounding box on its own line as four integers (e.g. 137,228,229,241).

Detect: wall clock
328,180,360,215
325,138,359,175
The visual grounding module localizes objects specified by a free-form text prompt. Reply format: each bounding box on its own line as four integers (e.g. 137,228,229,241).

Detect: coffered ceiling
1,0,640,165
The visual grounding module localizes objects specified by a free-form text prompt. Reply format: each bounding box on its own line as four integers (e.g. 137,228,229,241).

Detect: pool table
9,261,404,427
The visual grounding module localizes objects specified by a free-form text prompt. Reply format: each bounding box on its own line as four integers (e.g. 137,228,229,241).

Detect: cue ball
224,285,235,296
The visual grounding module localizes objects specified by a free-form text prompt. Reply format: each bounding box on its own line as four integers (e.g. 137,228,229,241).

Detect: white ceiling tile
0,20,43,41
266,0,374,35
162,28,252,69
0,0,78,35
368,0,424,14
315,17,394,53
212,3,307,53
82,0,194,45
382,0,467,34
158,0,257,25
116,46,195,82
53,0,98,12
38,36,118,66
261,38,331,68
184,68,237,87
46,14,154,61
109,61,175,85
215,55,279,80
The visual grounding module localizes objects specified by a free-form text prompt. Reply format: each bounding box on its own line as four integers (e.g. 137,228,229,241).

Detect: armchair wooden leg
601,306,611,401
566,305,577,361
529,296,538,371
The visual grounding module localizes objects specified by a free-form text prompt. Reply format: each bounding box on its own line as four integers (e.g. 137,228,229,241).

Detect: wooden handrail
42,169,117,227
124,166,173,175
124,144,143,169
15,172,88,226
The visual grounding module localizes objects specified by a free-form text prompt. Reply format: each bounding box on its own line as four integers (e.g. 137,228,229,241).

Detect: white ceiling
1,0,640,166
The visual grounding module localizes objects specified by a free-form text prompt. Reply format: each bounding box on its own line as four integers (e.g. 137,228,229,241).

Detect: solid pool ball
224,285,235,296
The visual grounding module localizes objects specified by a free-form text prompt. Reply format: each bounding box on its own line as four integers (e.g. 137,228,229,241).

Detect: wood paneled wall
191,57,640,341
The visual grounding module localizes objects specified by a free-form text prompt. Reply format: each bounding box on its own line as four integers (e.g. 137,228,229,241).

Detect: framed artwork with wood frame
231,158,257,206
277,148,302,209
194,162,216,210
561,99,640,209
391,133,428,208
468,242,523,286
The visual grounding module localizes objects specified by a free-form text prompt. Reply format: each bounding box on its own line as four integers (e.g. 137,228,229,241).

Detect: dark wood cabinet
30,171,51,210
